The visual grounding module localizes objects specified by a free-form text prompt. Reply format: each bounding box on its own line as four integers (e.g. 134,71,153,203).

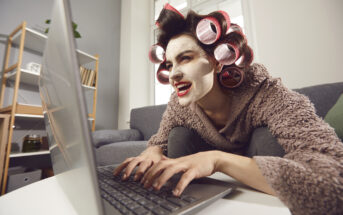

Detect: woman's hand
141,151,219,196
113,146,164,181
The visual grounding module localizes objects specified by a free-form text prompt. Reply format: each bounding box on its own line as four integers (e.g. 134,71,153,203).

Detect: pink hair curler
196,17,222,45
156,67,170,84
164,3,184,18
149,44,166,64
155,3,184,27
219,66,244,88
214,43,240,65
217,10,231,34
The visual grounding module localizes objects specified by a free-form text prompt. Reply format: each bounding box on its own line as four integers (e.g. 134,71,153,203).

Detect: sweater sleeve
249,78,343,215
147,93,179,154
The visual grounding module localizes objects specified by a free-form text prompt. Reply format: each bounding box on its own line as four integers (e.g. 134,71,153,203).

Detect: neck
196,78,231,129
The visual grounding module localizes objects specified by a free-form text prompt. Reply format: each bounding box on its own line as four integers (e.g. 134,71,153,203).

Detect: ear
209,56,222,73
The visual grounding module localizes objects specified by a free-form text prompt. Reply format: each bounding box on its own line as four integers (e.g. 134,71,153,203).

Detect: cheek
182,58,213,79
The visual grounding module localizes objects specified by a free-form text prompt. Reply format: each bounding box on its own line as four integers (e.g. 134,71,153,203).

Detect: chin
178,98,192,107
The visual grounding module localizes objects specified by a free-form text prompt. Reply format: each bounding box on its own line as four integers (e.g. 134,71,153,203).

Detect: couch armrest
92,129,143,148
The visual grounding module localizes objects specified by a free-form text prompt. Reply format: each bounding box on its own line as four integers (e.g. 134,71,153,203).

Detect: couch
93,82,343,166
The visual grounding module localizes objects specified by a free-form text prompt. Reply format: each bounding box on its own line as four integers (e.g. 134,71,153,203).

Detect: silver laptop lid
39,0,103,214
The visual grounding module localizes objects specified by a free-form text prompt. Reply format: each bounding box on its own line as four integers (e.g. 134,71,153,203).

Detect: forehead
165,34,205,60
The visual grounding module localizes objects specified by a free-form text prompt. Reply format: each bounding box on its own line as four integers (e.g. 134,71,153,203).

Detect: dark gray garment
167,126,285,158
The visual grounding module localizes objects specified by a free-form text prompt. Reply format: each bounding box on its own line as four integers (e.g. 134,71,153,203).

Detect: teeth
176,83,191,89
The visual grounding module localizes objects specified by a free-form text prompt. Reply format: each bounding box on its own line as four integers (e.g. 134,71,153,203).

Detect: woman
114,4,343,214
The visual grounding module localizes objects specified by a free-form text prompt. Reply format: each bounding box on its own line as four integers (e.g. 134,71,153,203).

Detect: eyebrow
165,50,194,64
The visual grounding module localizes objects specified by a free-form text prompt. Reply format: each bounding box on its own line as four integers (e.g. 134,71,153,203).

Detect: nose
169,67,183,82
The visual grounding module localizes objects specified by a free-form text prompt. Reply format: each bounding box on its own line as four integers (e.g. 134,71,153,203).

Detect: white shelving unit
0,21,99,194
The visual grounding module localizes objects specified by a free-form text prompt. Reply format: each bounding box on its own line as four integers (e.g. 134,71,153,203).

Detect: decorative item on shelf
44,19,81,38
22,135,41,152
26,62,41,75
40,136,49,150
80,66,96,87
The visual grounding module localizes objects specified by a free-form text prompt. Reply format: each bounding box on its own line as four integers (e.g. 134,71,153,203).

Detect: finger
142,161,168,188
152,165,183,190
134,160,153,181
113,157,133,176
123,158,143,180
173,170,196,197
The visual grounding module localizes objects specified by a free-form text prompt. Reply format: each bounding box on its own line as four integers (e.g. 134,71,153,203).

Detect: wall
118,0,154,129
0,0,121,129
242,0,343,88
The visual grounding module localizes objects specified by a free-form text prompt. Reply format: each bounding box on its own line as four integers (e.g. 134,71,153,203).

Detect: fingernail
153,182,159,189
134,175,137,181
122,174,127,180
144,180,149,188
173,189,180,196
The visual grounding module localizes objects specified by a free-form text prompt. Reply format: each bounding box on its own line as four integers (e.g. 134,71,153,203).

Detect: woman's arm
215,151,276,195
141,150,276,196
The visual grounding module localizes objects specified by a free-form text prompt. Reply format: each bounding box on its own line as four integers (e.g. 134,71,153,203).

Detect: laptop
39,0,234,214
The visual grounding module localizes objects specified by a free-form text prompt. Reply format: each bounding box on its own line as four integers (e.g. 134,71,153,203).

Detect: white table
0,172,290,215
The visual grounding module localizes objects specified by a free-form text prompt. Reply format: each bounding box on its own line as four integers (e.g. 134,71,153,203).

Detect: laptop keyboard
97,166,199,215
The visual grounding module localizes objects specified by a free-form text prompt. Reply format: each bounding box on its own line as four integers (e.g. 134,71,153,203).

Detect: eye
180,55,192,62
165,63,173,71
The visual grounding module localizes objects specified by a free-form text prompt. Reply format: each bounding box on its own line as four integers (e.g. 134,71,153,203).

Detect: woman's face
165,34,216,106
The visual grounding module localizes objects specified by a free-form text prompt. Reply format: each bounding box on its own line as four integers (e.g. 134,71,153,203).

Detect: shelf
12,27,97,65
7,69,39,85
0,104,43,116
6,68,96,89
15,114,44,118
10,150,50,158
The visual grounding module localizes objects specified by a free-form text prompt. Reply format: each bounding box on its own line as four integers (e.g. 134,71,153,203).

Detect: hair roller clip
214,43,240,65
164,3,184,18
155,3,184,27
219,66,244,88
217,10,231,34
149,44,166,64
157,70,170,84
196,17,222,45
156,65,170,84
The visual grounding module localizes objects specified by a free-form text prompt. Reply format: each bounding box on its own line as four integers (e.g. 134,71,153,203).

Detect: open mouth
175,82,192,97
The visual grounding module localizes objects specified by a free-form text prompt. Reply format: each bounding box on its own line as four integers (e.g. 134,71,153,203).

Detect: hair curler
149,44,166,64
218,66,244,88
156,64,170,84
214,43,240,65
196,17,222,45
155,3,184,27
195,11,231,45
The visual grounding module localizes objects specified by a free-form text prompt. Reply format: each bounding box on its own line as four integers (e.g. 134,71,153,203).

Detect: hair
155,8,253,79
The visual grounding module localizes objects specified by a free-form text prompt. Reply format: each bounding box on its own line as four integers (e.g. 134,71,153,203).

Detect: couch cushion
294,82,343,118
324,93,343,140
92,129,142,148
95,141,148,166
130,104,167,140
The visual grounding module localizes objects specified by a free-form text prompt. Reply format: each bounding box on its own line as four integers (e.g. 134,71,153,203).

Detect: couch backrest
129,82,343,141
294,82,343,118
130,104,167,140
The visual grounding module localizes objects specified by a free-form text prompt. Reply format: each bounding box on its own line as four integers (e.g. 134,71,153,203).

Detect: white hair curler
214,43,240,65
149,44,166,64
196,17,222,45
156,67,170,84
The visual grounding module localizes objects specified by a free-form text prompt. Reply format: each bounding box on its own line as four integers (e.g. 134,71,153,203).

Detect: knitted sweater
147,63,343,215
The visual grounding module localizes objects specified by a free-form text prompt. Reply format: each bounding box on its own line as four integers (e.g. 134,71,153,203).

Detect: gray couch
93,82,343,166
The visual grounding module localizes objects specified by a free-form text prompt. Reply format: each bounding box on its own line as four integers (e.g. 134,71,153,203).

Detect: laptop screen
39,0,103,214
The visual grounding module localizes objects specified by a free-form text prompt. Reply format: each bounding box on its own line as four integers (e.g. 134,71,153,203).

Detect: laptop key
182,195,199,203
160,202,180,212
152,206,169,215
166,196,188,207
134,206,150,215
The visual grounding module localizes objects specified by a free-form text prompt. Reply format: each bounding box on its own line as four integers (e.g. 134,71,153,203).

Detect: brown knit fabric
147,63,343,214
